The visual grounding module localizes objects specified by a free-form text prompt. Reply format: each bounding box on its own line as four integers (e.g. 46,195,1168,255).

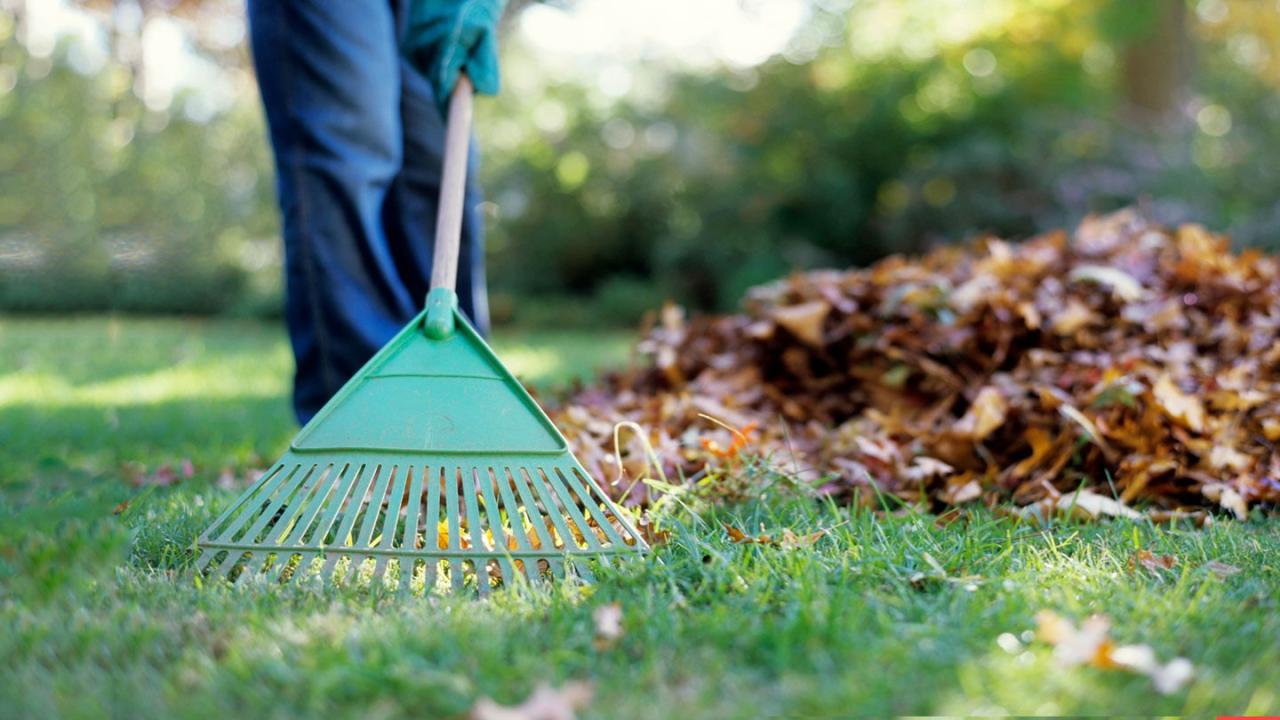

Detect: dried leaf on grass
1016,489,1142,522
1129,549,1178,573
1034,610,1194,695
126,458,196,488
471,682,594,720
722,522,843,549
550,211,1277,518
592,603,624,651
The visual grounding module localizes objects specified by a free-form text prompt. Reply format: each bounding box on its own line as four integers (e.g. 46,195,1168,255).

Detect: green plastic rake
195,78,646,595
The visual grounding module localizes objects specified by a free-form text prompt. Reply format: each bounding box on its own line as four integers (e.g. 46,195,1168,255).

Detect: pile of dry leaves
551,210,1280,519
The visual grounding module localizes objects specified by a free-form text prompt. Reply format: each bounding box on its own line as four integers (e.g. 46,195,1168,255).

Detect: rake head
196,305,646,595
196,453,643,595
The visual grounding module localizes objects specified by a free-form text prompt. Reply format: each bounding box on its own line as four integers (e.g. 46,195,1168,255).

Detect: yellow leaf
1153,374,1206,433
1058,404,1117,460
1051,298,1096,335
954,387,1007,441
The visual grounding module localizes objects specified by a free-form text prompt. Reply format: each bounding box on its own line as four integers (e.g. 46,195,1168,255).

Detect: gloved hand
403,0,507,112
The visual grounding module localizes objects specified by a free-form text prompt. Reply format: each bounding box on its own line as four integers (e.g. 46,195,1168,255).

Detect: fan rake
193,76,646,595
195,453,644,596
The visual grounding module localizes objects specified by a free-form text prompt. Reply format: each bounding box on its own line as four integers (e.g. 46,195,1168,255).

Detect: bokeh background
1,0,1277,328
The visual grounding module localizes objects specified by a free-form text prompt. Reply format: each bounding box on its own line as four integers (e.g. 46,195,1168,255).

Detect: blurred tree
1097,0,1192,123
3,0,1279,321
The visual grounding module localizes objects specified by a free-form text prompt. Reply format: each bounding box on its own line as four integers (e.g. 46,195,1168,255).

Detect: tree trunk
1120,0,1191,125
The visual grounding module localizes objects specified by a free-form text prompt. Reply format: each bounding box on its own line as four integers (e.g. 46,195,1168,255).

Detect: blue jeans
249,0,489,425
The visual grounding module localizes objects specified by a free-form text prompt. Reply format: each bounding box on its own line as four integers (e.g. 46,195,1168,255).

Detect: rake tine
284,553,318,585
543,467,604,553
476,468,516,584
262,471,333,585
546,556,566,581
423,466,443,595
398,560,418,597
234,465,315,545
424,560,439,596
320,551,344,585
557,464,625,548
194,549,219,576
372,466,408,587
200,464,285,543
568,559,594,584
494,468,538,584
326,464,374,549
276,464,340,547
563,464,644,548
348,465,395,584
271,553,300,584
509,467,559,554
399,466,425,596
526,467,582,555
215,549,247,580
445,466,464,594
204,464,294,547
318,464,372,581
461,467,491,597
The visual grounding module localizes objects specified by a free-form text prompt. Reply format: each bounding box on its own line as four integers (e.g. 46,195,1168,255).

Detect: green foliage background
1,1,1277,323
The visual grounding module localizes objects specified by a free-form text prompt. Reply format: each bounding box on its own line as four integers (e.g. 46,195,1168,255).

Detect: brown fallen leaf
778,527,837,549
112,499,130,516
592,603,624,651
471,682,594,720
547,211,1280,519
635,516,671,547
722,522,844,549
723,523,753,544
1129,549,1178,573
769,300,829,348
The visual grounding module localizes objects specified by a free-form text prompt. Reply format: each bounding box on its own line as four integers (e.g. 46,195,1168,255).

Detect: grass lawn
2,315,1278,718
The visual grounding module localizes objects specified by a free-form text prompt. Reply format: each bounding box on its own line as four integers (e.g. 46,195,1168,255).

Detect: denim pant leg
249,0,486,425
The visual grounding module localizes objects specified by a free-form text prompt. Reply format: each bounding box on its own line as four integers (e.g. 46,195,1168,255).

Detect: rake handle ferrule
424,287,458,340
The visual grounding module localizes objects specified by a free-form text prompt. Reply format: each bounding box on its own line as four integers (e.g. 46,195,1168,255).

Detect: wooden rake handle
430,74,474,294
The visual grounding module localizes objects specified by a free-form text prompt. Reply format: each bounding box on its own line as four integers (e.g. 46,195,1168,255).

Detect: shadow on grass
0,395,296,485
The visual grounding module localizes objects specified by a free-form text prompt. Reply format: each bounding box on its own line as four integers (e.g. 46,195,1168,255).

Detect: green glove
403,0,507,111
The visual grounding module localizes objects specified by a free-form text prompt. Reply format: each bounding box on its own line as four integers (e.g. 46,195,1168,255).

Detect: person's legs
249,0,419,424
385,0,490,336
